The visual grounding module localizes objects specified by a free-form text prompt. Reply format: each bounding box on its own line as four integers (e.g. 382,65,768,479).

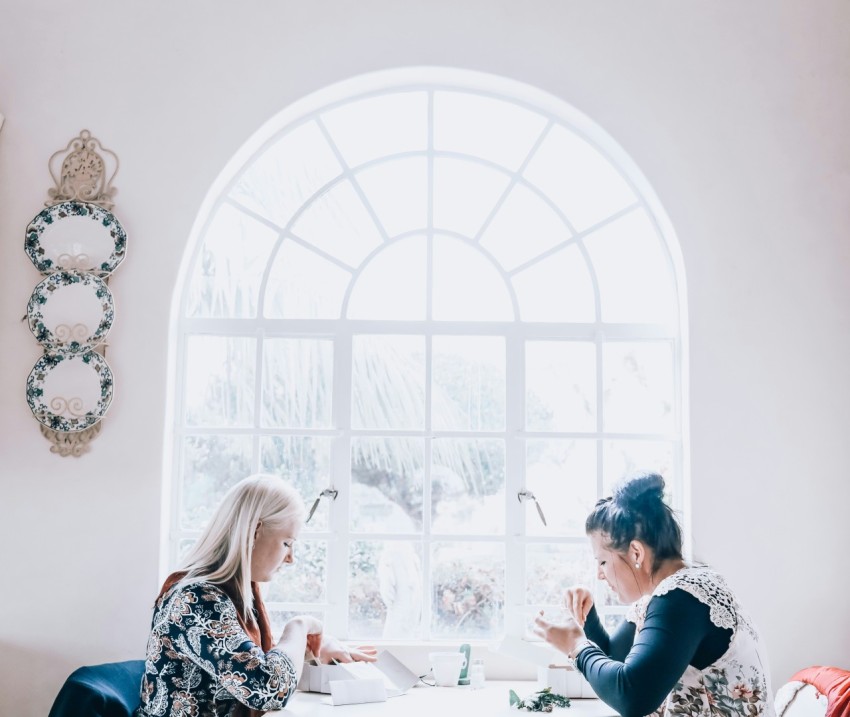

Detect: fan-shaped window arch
172,68,687,641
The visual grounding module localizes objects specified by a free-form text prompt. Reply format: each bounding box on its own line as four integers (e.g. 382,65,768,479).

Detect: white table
270,682,617,717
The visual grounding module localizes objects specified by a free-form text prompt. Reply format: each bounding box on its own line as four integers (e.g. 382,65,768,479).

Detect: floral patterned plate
26,351,114,432
27,270,114,354
24,201,127,275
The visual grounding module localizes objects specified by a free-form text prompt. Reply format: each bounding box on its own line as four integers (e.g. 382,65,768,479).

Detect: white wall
1,1,848,714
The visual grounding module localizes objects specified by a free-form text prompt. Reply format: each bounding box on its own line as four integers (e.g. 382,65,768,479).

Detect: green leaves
509,686,571,712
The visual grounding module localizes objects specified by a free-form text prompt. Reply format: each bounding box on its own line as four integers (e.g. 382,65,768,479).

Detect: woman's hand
563,586,594,627
276,615,325,678
284,615,324,659
533,610,586,656
317,636,378,664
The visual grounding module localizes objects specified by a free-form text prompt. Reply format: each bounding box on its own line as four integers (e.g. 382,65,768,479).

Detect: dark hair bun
586,471,682,567
613,472,665,510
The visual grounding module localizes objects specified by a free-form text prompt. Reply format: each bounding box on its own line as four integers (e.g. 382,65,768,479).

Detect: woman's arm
275,615,322,679
164,585,300,711
582,605,636,660
576,590,730,717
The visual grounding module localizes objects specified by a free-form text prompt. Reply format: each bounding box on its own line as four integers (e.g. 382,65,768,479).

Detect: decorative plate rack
24,130,125,456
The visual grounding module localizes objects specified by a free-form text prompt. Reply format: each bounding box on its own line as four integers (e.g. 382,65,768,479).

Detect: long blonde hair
176,474,305,620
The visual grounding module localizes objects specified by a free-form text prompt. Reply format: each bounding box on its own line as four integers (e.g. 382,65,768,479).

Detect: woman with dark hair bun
534,472,774,717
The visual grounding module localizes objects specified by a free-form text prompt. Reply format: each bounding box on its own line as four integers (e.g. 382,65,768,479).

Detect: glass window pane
432,235,514,321
432,158,511,238
184,336,255,427
352,335,425,430
525,439,597,536
432,439,505,535
348,540,424,640
584,210,677,324
262,339,333,428
355,157,428,237
526,341,596,432
347,236,427,320
480,183,571,271
232,121,342,228
513,244,595,322
523,125,637,232
351,437,424,533
266,539,327,603
432,335,506,431
598,579,623,607
433,91,548,171
290,180,383,268
264,240,351,319
321,91,428,168
602,342,675,434
431,541,505,639
526,543,594,607
186,205,277,318
602,439,673,496
603,613,627,632
179,434,253,530
260,436,332,532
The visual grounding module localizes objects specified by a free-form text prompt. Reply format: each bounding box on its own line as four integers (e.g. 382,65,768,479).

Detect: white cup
429,651,467,687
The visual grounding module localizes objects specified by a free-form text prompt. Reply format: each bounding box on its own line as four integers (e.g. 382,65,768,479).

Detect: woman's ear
629,540,647,569
254,520,263,541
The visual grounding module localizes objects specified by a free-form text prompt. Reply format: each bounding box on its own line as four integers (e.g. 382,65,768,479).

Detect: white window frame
166,66,689,649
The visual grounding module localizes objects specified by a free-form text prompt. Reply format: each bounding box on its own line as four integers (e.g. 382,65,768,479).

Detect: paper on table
329,678,387,706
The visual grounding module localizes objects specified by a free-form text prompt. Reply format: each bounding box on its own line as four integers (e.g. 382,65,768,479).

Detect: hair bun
613,471,665,510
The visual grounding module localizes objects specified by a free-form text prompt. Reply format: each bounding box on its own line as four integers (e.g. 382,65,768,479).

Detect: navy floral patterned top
135,581,297,717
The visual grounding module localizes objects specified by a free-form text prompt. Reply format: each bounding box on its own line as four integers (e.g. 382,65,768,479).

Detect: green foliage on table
509,687,571,712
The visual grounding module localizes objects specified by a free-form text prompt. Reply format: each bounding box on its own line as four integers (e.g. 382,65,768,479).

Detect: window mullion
328,332,353,636
504,328,525,636
423,90,435,639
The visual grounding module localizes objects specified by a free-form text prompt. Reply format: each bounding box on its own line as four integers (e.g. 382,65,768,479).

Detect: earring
635,562,641,569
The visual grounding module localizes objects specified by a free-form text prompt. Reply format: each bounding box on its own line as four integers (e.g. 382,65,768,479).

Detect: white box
537,666,597,699
492,636,596,699
298,650,419,699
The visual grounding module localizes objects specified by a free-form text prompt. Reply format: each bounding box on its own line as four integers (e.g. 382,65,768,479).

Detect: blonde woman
136,475,375,717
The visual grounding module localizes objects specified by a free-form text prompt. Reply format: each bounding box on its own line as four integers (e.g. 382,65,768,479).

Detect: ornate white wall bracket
46,129,119,209
40,422,103,458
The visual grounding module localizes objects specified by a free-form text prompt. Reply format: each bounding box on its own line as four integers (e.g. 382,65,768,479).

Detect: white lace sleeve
625,596,646,625
653,567,738,631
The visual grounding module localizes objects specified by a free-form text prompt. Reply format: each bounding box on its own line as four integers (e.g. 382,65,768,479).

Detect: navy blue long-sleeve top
576,590,733,717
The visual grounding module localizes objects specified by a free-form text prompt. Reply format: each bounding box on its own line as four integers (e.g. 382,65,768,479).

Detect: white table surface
269,682,617,717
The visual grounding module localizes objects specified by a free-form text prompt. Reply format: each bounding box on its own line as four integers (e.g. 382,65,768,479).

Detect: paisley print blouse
135,581,297,717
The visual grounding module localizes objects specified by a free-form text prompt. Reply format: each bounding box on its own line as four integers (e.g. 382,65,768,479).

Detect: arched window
171,68,686,641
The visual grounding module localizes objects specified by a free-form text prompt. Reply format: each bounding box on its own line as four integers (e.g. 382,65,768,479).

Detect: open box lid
299,650,419,696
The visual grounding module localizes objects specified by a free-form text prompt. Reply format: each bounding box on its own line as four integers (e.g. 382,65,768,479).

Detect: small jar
469,658,486,689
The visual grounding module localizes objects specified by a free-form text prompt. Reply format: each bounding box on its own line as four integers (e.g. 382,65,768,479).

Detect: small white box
537,665,597,699
298,650,419,699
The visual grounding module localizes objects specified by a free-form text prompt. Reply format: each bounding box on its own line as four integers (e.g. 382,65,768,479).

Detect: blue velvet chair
47,660,145,717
